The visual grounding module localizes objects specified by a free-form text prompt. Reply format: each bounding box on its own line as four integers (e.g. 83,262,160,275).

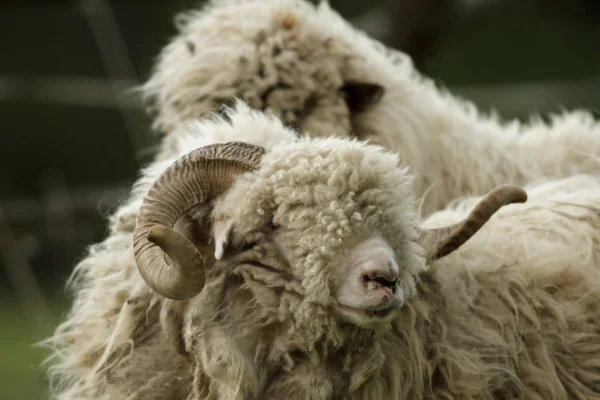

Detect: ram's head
131,138,526,397
134,139,525,332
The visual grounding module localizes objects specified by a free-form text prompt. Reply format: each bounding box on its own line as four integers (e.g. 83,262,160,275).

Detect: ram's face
211,212,419,332
207,138,426,331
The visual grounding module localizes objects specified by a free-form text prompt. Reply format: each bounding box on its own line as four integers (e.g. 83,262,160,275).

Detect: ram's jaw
333,302,400,330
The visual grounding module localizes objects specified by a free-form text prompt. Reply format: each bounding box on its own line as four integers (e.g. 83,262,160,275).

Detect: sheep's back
417,174,600,399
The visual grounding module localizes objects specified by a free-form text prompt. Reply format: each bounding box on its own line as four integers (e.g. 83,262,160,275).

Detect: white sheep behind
141,0,600,216
422,174,600,280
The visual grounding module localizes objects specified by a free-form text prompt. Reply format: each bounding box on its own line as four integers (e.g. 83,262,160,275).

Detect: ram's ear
213,217,234,260
172,206,218,266
173,209,235,264
340,81,385,113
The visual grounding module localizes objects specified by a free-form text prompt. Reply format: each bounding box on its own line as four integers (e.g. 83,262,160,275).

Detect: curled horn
133,142,265,300
423,184,528,260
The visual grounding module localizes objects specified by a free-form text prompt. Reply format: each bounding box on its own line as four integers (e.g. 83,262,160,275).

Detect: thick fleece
43,102,296,400
141,0,600,216
46,103,600,399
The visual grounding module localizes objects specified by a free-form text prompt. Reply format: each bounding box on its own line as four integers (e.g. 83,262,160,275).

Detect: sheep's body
141,0,600,217
46,103,600,399
410,175,600,398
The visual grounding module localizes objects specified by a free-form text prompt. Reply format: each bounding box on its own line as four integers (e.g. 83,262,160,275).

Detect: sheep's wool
142,0,600,216
45,102,600,399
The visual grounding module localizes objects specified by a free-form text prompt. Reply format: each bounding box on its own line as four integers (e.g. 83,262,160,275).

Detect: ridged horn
133,142,265,300
423,184,527,260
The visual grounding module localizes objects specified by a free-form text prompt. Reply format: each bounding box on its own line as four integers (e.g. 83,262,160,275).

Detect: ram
140,0,600,216
46,103,600,399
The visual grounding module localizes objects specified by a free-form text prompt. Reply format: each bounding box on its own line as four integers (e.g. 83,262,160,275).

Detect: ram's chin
334,304,398,329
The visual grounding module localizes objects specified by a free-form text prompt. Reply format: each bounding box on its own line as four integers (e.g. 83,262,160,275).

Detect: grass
0,297,69,400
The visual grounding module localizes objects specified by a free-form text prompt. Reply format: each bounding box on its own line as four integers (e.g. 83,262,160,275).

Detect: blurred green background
0,0,598,398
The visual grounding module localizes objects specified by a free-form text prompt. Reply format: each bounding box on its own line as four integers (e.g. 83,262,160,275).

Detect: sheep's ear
340,81,385,113
173,210,235,263
172,207,219,267
213,217,234,260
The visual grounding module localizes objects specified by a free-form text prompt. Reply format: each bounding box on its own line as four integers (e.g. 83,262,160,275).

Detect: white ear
212,217,234,260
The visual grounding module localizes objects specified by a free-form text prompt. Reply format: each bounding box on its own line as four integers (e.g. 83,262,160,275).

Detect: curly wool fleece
141,0,600,216
44,102,427,399
45,102,600,400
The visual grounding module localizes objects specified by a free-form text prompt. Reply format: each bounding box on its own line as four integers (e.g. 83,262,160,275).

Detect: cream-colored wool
43,103,297,400
141,0,600,217
46,103,600,399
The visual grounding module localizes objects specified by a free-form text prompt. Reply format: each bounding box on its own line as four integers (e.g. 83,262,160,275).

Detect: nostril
362,273,398,289
374,276,397,289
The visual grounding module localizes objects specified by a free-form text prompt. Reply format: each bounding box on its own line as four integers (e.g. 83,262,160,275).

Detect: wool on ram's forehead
142,0,600,217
